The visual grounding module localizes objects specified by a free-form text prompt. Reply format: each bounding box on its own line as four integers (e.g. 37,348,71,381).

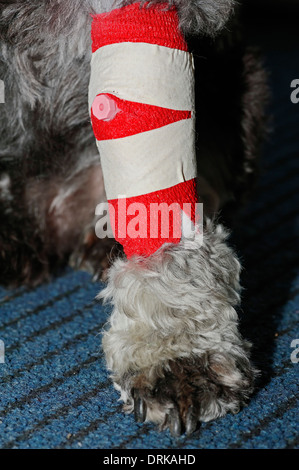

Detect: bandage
89,2,198,258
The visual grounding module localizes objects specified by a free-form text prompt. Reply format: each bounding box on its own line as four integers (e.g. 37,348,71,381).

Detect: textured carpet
0,24,298,450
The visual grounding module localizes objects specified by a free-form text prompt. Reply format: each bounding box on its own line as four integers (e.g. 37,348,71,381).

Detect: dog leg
89,0,257,435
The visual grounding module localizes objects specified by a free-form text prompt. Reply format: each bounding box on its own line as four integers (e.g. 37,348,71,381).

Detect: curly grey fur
1,0,236,161
100,221,257,425
122,0,236,36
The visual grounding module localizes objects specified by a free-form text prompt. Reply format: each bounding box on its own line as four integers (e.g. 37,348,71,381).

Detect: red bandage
91,93,191,141
91,2,188,53
90,2,198,258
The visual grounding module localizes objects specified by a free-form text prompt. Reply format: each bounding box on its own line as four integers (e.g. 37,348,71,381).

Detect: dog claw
168,408,182,437
185,406,198,435
133,393,147,423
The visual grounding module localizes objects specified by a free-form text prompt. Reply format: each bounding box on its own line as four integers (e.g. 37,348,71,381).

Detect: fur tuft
121,0,237,36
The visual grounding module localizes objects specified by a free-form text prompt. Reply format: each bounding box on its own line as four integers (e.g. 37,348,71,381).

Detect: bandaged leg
89,2,198,257
89,2,256,435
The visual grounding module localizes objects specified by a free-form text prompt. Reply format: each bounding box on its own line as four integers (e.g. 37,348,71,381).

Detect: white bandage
89,42,196,200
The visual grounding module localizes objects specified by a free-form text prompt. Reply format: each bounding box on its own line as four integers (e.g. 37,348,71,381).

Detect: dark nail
185,407,198,435
134,395,147,423
169,408,182,437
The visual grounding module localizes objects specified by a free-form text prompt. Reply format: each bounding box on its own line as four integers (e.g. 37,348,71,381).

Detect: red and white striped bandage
89,2,198,258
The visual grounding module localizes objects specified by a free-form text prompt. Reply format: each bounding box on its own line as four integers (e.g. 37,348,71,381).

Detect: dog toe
124,352,255,435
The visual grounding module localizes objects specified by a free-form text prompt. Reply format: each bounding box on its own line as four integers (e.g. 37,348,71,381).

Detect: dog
0,0,268,436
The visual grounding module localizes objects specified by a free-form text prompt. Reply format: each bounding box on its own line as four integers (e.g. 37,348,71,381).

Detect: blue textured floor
0,35,298,450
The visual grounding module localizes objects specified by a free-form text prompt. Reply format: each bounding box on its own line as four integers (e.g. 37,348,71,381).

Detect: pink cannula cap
92,94,118,121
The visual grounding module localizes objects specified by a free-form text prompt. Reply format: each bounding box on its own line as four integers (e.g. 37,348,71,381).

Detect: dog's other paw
120,351,256,436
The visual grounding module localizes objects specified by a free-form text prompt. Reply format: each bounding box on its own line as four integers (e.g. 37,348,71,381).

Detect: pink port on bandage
92,94,119,122
89,2,198,258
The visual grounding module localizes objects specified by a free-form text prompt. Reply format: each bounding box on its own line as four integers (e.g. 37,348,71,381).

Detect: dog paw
123,353,255,436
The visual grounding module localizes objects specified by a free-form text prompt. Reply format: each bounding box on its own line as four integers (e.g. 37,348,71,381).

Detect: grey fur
100,221,257,426
122,0,236,36
1,0,234,162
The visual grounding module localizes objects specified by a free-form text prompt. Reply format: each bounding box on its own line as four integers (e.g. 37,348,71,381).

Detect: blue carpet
0,36,298,450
